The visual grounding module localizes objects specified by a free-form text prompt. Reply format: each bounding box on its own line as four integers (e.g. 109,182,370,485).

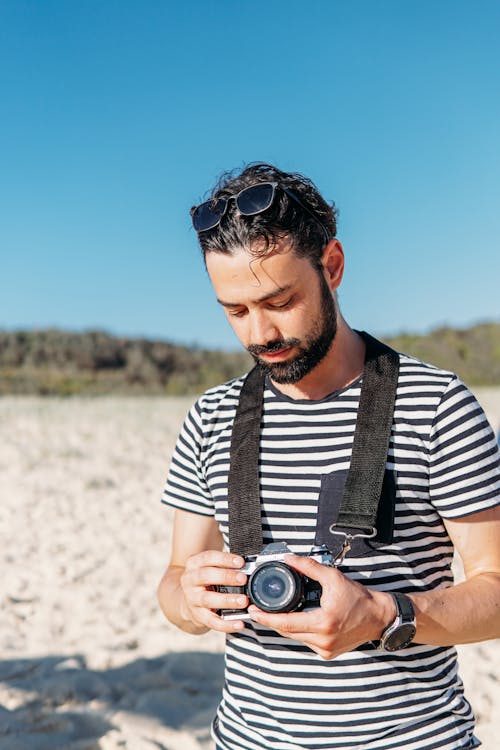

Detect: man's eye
270,298,293,310
228,309,246,318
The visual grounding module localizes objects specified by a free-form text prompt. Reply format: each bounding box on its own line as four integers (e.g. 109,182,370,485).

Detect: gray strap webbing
227,332,399,556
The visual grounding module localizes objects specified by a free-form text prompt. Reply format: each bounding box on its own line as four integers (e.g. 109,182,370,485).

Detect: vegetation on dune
0,329,252,396
0,322,499,396
386,322,500,386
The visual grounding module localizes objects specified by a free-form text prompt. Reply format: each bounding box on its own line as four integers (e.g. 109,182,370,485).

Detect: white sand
0,391,498,749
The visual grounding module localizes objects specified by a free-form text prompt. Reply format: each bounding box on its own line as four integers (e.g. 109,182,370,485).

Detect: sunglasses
190,181,330,244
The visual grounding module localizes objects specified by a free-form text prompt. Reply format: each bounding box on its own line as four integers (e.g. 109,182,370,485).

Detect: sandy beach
1,391,499,750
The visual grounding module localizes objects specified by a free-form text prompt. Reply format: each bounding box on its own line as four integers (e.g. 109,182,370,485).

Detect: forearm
409,572,500,646
157,564,209,635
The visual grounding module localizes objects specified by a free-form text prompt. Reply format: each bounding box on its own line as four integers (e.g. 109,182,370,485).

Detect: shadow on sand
0,651,224,750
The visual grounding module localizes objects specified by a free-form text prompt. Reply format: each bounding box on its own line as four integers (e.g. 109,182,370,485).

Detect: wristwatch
379,593,416,651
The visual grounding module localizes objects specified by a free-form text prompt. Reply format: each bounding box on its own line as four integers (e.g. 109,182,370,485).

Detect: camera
218,542,334,621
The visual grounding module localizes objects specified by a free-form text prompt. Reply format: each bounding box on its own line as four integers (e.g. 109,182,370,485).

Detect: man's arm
409,504,500,645
157,508,249,635
248,505,500,659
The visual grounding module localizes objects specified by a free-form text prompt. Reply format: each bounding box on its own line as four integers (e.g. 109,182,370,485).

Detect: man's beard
247,275,338,385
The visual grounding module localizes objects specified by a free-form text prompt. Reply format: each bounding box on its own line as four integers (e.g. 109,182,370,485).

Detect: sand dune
1,392,498,749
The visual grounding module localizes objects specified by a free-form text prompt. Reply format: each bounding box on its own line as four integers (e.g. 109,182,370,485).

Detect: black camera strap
227,332,399,557
227,364,265,557
335,333,399,531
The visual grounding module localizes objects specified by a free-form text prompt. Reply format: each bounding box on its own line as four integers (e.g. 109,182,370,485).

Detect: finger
248,605,320,634
185,565,248,589
284,554,342,587
191,587,249,612
185,550,245,571
247,608,339,656
195,607,247,634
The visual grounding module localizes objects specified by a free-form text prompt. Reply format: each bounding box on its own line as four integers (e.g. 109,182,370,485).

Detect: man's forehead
205,237,298,274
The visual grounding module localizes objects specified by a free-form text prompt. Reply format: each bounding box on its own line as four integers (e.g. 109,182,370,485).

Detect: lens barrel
248,562,304,613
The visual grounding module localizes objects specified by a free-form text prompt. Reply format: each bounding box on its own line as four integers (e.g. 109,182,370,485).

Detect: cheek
286,307,312,334
225,314,250,345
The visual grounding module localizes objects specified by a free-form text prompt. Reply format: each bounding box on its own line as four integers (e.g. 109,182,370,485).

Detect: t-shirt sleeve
428,376,500,518
161,399,215,517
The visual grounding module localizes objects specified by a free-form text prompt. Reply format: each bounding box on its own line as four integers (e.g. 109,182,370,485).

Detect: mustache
247,338,301,356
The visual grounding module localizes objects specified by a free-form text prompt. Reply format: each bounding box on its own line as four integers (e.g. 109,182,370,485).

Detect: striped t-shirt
162,353,500,750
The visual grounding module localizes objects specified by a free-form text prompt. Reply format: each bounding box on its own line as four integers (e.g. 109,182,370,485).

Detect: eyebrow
217,284,293,308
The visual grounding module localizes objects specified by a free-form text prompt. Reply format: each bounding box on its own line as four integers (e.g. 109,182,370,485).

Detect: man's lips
258,347,293,361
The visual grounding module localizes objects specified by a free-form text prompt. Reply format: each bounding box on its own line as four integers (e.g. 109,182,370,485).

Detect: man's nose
248,311,279,347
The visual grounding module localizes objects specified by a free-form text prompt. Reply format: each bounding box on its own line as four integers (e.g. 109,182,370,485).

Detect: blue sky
1,0,499,350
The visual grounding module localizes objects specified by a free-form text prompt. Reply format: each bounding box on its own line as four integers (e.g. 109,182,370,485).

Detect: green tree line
0,323,499,396
0,329,252,395
386,322,500,386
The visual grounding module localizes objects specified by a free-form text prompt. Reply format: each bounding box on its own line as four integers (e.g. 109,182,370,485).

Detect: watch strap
392,592,415,621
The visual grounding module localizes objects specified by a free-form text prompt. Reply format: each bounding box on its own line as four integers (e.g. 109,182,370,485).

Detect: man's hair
193,162,337,270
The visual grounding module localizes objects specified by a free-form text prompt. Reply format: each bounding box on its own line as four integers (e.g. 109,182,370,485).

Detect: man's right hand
178,550,249,632
158,510,250,634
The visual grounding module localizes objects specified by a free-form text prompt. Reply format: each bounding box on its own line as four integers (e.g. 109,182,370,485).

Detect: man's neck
270,320,366,401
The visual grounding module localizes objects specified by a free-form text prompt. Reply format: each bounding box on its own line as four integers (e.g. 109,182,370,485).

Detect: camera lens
248,562,304,613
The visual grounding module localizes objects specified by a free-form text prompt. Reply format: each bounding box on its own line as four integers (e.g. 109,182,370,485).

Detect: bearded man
157,163,500,750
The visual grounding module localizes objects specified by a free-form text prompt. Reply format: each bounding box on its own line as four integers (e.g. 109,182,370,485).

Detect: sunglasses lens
236,183,275,216
192,198,227,231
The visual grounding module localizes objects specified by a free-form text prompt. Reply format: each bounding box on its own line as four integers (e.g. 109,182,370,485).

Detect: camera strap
227,364,266,557
227,332,399,557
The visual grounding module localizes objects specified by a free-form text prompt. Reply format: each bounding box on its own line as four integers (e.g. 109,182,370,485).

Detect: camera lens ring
248,562,304,613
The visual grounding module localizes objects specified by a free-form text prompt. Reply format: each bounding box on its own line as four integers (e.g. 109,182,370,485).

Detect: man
157,163,500,750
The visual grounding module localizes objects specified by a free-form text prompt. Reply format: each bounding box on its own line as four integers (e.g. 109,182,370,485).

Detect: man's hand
158,511,250,635
178,550,249,633
247,554,395,659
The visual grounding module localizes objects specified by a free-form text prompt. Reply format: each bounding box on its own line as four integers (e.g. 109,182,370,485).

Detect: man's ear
321,240,344,291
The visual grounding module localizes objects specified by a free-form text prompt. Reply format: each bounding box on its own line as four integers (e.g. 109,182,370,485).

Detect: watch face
384,623,417,652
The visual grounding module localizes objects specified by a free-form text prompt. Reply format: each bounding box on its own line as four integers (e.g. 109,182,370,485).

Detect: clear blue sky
1,0,499,350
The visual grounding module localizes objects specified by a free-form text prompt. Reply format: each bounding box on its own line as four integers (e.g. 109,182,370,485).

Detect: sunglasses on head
190,181,330,244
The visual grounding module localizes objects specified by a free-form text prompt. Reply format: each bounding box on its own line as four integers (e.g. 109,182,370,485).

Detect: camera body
218,541,334,621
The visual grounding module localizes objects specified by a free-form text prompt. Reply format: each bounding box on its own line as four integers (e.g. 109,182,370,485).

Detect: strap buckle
328,525,377,566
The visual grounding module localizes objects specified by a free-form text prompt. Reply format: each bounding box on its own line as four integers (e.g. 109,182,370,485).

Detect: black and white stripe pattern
163,354,499,750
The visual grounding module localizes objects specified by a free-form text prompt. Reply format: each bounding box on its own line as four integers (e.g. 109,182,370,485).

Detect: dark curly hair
191,163,338,271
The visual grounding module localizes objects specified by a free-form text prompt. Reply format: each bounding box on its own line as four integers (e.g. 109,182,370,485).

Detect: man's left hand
248,554,395,660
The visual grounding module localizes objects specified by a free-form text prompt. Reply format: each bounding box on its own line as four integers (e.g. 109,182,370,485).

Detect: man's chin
253,355,308,384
